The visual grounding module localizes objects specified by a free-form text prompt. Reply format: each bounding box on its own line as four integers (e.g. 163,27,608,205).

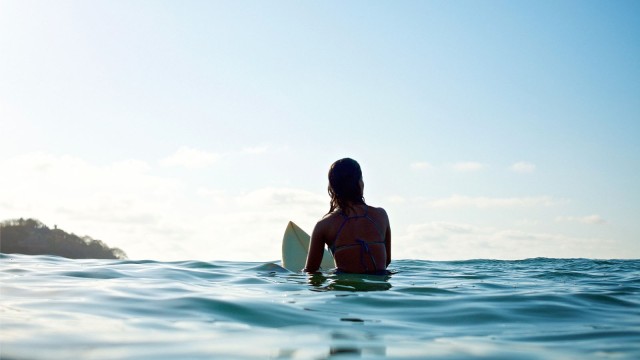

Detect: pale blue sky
1,1,638,260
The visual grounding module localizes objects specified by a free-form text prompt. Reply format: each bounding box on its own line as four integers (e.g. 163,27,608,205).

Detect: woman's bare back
307,204,391,273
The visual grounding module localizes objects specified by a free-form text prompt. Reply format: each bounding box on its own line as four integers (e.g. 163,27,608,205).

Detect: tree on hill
0,218,127,259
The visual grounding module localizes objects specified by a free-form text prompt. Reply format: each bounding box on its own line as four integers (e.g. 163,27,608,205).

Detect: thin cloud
410,162,432,170
511,161,536,174
236,187,325,208
386,195,407,204
160,146,220,169
396,221,616,260
0,152,187,259
556,215,608,225
242,146,269,155
451,162,486,172
0,152,327,261
429,194,559,208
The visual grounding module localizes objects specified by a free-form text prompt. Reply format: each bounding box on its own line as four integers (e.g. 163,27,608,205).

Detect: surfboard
282,221,335,272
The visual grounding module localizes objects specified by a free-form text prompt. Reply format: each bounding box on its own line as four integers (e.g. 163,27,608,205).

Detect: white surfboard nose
282,221,334,272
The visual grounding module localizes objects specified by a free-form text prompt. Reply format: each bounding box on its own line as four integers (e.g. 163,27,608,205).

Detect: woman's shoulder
318,205,388,223
313,212,343,237
364,205,389,226
318,211,342,223
367,205,388,217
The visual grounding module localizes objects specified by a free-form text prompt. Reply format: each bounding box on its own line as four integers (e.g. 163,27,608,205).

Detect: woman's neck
338,202,366,216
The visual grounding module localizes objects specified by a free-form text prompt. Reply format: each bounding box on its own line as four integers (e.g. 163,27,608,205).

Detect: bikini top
329,205,386,273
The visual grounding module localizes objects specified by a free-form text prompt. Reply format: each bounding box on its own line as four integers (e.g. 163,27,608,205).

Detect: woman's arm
385,225,392,267
384,210,391,267
304,222,326,273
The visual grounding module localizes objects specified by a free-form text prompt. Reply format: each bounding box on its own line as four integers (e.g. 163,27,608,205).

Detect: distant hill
0,218,127,259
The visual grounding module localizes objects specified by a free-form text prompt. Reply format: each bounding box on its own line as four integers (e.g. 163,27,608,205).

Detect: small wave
2,254,639,359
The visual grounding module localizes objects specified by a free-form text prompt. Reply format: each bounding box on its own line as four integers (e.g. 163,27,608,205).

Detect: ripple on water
1,255,639,359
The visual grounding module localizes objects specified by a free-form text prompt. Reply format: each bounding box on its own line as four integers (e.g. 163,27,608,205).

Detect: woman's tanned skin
304,158,391,274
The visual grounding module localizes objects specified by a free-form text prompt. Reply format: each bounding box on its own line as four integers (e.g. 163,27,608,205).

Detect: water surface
1,254,639,359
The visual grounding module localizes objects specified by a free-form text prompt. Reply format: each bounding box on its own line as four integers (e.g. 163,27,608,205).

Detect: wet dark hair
327,158,365,215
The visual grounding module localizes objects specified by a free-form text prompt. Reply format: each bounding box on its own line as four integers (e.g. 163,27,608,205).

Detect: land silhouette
0,218,127,259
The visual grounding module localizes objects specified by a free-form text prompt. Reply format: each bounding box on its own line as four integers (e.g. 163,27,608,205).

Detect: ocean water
1,254,639,359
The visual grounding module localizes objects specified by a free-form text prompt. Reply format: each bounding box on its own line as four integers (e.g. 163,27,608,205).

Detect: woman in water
304,158,391,274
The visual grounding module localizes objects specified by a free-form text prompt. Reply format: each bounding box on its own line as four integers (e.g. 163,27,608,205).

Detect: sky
1,0,639,261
